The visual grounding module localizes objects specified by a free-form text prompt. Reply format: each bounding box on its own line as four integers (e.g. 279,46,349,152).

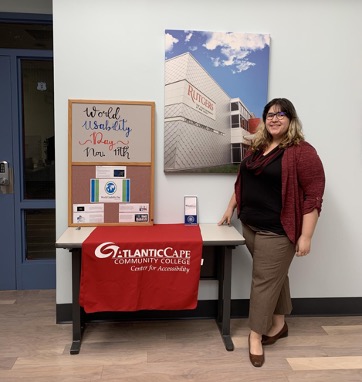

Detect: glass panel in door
21,59,55,262
22,59,55,200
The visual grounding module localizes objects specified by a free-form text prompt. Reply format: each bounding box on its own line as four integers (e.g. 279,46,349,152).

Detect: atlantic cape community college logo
94,242,192,274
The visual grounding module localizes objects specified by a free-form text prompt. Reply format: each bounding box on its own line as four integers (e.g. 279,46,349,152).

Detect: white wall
53,0,362,304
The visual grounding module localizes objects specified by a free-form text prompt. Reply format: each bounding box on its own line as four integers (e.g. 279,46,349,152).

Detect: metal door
0,49,55,289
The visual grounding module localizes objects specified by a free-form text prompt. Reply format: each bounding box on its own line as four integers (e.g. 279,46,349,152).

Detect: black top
239,149,286,235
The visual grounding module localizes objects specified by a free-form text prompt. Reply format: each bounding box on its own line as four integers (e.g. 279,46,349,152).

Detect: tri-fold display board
68,99,155,226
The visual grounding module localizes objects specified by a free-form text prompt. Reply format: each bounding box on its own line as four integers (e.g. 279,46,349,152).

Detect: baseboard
290,297,362,316
56,297,362,323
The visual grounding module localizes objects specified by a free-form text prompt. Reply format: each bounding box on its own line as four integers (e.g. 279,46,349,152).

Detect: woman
219,98,325,367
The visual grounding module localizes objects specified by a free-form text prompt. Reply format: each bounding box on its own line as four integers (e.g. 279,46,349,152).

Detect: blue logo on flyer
187,216,195,223
185,215,197,224
105,181,117,195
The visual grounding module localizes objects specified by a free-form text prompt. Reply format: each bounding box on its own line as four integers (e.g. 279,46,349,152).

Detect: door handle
0,162,13,194
0,161,9,185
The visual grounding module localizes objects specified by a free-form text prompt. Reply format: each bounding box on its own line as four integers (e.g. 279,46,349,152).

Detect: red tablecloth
79,224,203,313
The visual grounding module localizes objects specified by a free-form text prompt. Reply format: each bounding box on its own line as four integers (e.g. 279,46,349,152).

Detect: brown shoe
248,334,264,367
262,322,288,345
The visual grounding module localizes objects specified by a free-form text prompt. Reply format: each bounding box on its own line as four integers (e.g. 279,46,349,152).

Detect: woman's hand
295,235,312,256
218,208,234,226
218,193,237,226
295,209,319,256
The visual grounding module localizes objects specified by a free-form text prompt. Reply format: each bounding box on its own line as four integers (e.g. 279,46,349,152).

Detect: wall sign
68,99,155,226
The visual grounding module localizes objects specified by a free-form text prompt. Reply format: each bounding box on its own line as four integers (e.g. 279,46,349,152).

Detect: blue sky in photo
165,29,270,118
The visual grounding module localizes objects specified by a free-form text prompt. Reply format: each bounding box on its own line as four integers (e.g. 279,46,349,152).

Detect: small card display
184,195,198,225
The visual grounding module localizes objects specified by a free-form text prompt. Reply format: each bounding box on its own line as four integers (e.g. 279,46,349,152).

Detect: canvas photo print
164,30,270,174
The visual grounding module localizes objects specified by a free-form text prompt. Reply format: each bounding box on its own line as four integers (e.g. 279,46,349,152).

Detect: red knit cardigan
234,141,325,244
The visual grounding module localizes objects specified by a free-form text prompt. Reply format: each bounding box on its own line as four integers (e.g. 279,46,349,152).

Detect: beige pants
242,223,296,335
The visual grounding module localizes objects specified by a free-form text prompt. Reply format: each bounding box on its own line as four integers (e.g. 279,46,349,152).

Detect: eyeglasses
266,111,287,120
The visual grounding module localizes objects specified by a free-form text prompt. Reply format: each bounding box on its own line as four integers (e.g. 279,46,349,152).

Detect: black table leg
70,248,83,354
216,245,234,351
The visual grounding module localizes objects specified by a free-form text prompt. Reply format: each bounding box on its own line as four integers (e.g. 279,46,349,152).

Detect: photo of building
164,30,270,173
